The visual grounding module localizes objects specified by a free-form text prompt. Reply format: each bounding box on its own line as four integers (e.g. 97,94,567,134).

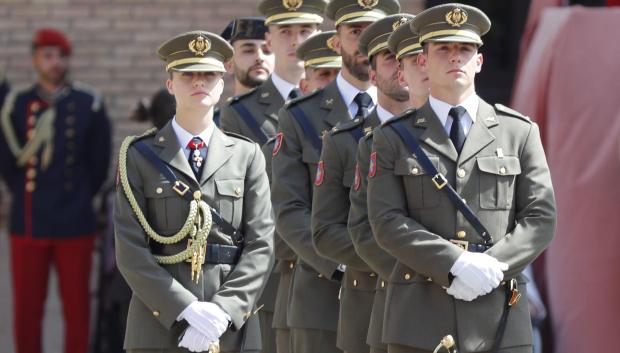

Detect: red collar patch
272,132,284,156
314,160,325,186
368,151,377,178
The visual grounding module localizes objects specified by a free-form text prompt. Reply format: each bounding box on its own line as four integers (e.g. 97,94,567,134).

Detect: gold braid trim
118,129,212,266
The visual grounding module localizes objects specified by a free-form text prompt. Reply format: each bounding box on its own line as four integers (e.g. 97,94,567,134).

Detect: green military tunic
114,124,274,352
271,80,350,353
367,100,556,352
311,110,382,353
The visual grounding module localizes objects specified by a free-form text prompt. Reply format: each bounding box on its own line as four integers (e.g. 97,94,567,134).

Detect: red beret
32,28,72,56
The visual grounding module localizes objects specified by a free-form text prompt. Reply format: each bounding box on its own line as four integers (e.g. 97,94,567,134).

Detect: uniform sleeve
211,143,275,329
114,146,197,330
219,103,242,134
311,132,369,269
348,137,395,279
271,107,340,278
485,122,556,277
86,99,112,195
368,127,462,287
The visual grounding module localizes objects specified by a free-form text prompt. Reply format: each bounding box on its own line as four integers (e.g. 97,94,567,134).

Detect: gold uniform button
26,168,36,179
156,187,163,194
457,168,466,178
25,181,36,192
152,310,160,317
369,272,376,277
353,280,358,287
65,129,75,138
289,262,294,269
234,187,241,197
193,190,202,199
411,167,419,175
381,281,385,288
404,273,411,280
159,136,165,142
318,274,323,278
499,167,507,175
427,277,433,282
456,230,466,239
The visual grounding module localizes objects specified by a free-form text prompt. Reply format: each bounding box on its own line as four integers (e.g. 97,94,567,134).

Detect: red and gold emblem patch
272,132,284,156
353,164,361,191
315,161,325,186
368,152,377,178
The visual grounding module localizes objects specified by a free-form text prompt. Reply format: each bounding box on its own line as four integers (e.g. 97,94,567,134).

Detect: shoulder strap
230,101,268,145
133,141,244,245
290,105,322,153
389,122,493,246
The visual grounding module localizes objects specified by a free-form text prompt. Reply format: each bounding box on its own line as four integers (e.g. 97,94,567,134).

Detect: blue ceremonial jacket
0,82,111,238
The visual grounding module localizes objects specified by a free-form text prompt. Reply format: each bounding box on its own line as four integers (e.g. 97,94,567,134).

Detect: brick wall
0,0,424,143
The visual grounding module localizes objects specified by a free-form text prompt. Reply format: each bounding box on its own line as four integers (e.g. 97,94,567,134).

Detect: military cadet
271,1,399,352
220,17,278,353
114,31,274,353
310,12,408,353
219,0,325,145
366,4,557,353
0,28,111,353
348,17,429,353
221,17,274,96
297,31,341,94
263,30,342,353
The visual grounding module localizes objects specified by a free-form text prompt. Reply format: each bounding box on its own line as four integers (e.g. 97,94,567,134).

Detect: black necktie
354,92,372,119
288,88,301,100
449,106,467,154
187,136,207,179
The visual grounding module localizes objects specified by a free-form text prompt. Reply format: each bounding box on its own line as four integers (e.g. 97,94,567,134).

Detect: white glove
450,251,509,296
179,301,231,341
446,275,480,301
178,326,218,352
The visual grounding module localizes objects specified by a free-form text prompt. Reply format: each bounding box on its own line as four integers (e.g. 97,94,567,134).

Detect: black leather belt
449,239,491,253
205,243,242,264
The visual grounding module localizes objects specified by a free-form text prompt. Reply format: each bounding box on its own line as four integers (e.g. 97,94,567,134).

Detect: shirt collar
336,72,378,116
375,104,393,123
428,93,479,128
171,116,216,149
271,72,298,100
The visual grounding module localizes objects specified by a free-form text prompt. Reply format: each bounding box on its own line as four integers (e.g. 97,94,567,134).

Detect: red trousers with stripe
10,235,95,353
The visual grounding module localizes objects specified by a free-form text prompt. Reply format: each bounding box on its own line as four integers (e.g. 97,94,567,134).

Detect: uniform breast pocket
214,179,244,228
394,156,441,209
144,181,188,233
476,156,521,209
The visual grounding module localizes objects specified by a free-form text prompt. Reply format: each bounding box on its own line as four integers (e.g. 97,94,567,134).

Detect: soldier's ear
265,31,273,53
332,31,342,55
417,53,428,73
224,59,233,74
165,76,174,95
475,52,483,73
397,63,407,89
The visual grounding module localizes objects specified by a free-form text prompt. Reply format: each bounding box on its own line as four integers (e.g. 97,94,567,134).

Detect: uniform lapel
414,102,458,162
200,128,234,184
458,99,497,164
153,122,197,183
321,80,351,129
259,77,284,123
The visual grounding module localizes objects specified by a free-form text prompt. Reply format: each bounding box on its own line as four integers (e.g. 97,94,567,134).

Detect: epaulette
224,130,255,143
494,104,531,123
126,127,158,145
284,89,321,109
72,81,103,112
227,88,257,105
381,108,415,127
330,116,364,135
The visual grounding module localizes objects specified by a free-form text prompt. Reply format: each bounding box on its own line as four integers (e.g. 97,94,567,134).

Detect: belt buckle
450,239,469,251
432,173,448,190
173,180,189,196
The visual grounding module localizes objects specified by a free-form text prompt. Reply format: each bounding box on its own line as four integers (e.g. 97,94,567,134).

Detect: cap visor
426,35,482,46
309,62,342,69
170,63,226,73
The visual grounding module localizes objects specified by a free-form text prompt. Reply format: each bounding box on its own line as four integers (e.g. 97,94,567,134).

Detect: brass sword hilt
433,335,457,353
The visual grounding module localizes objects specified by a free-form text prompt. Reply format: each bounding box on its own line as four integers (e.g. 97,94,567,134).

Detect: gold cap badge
283,0,303,11
358,0,378,10
392,16,408,31
188,35,210,56
445,7,468,27
326,36,335,50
